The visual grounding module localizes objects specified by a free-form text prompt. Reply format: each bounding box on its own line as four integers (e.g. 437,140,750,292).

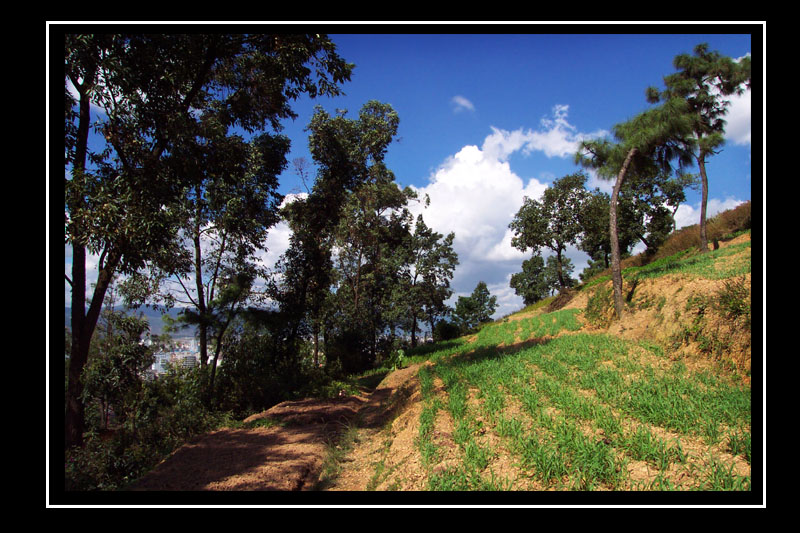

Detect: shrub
65,364,224,491
434,320,461,342
214,330,317,416
713,276,751,328
584,284,614,328
654,201,751,260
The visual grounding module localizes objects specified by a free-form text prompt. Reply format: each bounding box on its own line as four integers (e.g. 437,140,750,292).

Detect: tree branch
174,274,200,309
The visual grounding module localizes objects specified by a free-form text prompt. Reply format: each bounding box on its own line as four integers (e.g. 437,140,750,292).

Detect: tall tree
575,98,695,319
143,132,288,375
331,174,415,370
273,101,402,371
646,43,751,252
64,33,353,448
405,215,458,347
509,173,588,292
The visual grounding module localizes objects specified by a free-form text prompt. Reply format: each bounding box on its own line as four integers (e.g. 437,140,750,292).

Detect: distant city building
149,349,201,376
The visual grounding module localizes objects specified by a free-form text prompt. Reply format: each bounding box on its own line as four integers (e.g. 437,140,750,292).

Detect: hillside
129,228,754,494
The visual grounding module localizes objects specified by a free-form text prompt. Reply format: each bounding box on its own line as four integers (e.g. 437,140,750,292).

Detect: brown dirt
322,363,433,491
129,364,425,492
562,232,752,376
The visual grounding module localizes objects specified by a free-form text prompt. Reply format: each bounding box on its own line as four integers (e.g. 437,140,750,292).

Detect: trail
129,365,422,491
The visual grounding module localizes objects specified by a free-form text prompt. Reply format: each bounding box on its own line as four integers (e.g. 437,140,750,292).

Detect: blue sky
262,30,756,318
64,28,758,319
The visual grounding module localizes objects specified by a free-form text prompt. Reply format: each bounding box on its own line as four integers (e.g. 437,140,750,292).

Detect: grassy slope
356,227,753,492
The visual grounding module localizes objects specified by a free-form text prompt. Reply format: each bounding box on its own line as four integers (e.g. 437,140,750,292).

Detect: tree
140,131,288,387
578,189,637,271
544,255,575,294
646,43,751,252
405,215,458,347
330,171,415,371
575,98,695,319
509,173,588,292
454,281,498,333
80,312,154,437
64,33,353,448
509,255,550,306
621,167,696,256
273,101,404,373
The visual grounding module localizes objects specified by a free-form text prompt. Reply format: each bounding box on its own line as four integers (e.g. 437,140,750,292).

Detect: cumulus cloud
724,88,751,146
451,95,475,113
407,105,609,318
407,144,547,270
258,193,307,271
724,53,752,146
405,142,545,318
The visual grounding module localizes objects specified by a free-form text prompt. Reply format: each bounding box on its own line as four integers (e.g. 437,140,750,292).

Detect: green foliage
646,43,751,251
65,364,226,491
510,255,548,305
453,281,498,333
386,349,405,371
510,173,588,292
214,320,324,416
80,313,154,429
433,320,462,342
274,101,431,375
509,255,575,305
713,276,751,328
65,33,354,448
404,215,459,346
585,284,615,328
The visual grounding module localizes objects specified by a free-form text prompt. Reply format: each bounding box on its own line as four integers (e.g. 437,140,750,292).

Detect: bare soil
129,364,423,492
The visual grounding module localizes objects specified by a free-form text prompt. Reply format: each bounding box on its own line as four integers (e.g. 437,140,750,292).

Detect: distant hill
64,306,197,337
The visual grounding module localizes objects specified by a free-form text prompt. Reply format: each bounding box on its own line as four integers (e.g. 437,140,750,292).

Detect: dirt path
129,364,423,492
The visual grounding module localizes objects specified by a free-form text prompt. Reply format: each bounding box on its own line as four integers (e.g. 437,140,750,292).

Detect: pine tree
646,43,751,252
576,98,695,318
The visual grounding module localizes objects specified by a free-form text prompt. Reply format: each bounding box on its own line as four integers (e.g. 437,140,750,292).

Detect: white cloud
482,105,609,160
724,53,752,146
451,95,475,113
408,106,607,318
723,88,751,146
408,143,547,271
258,193,307,272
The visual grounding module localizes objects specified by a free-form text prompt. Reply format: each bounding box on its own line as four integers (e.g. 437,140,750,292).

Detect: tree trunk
410,313,418,348
66,249,120,448
193,217,209,366
313,326,320,368
697,154,710,253
610,148,637,319
207,337,223,408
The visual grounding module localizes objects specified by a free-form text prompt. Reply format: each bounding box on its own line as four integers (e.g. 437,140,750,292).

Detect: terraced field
342,235,755,492
404,309,751,491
